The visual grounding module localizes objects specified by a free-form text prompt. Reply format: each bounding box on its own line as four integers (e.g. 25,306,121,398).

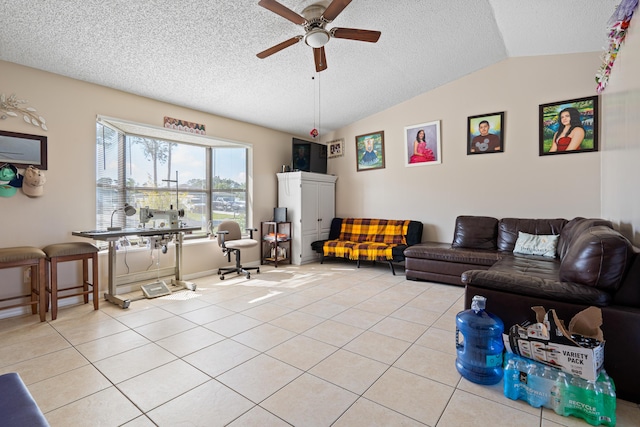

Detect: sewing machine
72,225,201,308
138,207,185,229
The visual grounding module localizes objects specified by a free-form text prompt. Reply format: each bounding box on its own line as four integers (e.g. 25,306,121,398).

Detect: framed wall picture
355,131,385,171
404,120,441,166
163,116,206,134
0,130,48,169
468,112,504,155
539,96,598,156
327,138,344,158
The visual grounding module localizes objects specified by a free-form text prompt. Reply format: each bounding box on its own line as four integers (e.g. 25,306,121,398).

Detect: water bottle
455,295,504,385
551,371,569,416
503,358,520,400
582,380,601,425
600,374,617,426
524,363,546,408
540,366,557,382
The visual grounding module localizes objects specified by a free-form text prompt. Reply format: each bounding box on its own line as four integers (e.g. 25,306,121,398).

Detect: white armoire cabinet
277,172,337,265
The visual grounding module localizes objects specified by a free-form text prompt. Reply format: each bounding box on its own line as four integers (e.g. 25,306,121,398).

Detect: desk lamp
108,203,136,231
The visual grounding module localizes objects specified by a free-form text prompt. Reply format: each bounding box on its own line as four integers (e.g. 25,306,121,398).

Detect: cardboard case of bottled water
503,353,616,427
503,306,605,381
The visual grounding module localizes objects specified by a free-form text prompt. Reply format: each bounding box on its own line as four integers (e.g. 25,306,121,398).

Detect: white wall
0,60,293,305
601,22,640,245
324,52,603,242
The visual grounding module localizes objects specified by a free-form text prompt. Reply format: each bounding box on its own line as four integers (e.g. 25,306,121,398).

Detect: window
96,118,249,237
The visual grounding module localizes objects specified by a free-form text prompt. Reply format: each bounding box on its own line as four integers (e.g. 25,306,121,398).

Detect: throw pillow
513,231,559,258
451,215,498,249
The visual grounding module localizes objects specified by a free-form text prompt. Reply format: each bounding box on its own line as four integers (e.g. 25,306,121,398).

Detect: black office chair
216,221,260,280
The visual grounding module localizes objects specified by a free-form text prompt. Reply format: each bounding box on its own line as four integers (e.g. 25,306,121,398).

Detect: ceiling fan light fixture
305,28,330,48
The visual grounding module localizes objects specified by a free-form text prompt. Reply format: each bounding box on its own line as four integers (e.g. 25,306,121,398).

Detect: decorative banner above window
163,116,206,134
596,0,638,94
0,93,48,131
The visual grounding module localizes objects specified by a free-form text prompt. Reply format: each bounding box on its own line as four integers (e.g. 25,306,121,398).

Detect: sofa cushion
513,232,559,258
560,225,633,292
405,220,424,246
490,253,562,281
405,243,500,266
328,217,343,240
339,218,409,245
451,215,498,250
497,218,567,252
352,242,398,261
557,217,613,260
461,269,612,306
323,240,358,260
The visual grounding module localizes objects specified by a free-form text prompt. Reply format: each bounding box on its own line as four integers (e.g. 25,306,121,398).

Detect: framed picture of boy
467,112,504,155
404,121,441,167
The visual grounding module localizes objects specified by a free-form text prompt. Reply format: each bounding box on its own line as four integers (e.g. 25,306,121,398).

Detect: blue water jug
455,295,504,385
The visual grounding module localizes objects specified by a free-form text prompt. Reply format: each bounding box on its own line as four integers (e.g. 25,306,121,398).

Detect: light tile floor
1,262,639,426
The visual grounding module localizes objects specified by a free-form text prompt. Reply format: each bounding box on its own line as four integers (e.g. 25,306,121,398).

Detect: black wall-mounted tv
292,138,327,174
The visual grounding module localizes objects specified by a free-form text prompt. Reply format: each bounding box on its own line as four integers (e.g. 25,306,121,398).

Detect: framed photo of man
539,96,598,156
467,112,504,155
404,121,441,167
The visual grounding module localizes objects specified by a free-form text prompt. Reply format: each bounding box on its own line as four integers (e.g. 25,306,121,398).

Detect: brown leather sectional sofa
404,215,640,403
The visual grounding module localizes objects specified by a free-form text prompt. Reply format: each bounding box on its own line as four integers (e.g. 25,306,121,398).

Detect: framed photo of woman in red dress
539,96,598,156
404,120,441,167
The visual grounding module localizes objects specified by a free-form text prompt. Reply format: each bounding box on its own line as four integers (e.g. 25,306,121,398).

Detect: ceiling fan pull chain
318,72,321,139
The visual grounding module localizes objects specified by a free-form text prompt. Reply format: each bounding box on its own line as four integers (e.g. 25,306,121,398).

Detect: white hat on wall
23,166,46,197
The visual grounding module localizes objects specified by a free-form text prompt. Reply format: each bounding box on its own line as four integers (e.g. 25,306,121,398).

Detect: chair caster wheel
257,269,260,273
247,274,251,279
220,275,225,280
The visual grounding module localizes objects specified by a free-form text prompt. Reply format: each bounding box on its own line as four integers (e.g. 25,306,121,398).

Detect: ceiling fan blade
258,0,306,25
257,36,302,58
322,0,352,22
314,47,328,72
331,27,381,43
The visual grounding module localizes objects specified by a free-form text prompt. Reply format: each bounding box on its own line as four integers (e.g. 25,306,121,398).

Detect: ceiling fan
256,0,381,72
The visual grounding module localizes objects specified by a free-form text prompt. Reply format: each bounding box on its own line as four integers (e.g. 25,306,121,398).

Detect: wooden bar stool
42,242,99,320
0,246,47,322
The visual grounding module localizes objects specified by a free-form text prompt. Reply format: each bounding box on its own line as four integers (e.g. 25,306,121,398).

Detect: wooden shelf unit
260,221,291,267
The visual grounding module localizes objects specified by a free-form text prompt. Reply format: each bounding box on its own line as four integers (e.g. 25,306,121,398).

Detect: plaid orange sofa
311,218,423,274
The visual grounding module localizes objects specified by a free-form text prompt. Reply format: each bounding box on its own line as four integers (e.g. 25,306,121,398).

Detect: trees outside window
96,121,248,235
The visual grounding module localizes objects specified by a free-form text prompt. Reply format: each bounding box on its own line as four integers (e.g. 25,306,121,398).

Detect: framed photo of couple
467,112,504,155
539,96,599,156
404,120,441,167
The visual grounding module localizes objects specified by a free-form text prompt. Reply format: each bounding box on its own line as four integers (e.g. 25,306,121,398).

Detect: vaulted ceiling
0,0,618,137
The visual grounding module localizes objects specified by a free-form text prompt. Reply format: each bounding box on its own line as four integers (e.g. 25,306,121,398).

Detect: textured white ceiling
0,0,618,138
